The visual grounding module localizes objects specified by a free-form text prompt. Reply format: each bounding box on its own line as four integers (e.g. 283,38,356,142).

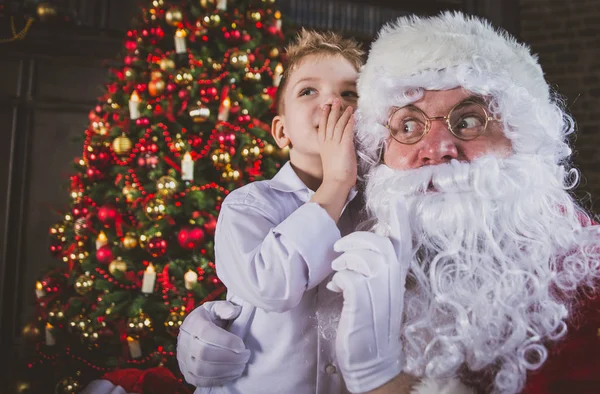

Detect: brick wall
520,0,600,213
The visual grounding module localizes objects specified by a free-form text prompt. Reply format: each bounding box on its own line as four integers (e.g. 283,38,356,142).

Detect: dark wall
520,0,600,212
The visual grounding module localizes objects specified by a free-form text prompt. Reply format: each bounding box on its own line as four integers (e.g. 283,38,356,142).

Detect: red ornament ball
178,227,205,250
97,205,117,224
203,216,217,237
147,236,167,257
96,245,113,264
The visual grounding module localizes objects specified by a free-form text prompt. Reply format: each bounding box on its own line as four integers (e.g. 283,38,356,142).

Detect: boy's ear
271,115,290,149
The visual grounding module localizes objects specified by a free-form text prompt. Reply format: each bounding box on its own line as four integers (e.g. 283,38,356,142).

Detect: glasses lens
449,101,488,140
388,107,427,143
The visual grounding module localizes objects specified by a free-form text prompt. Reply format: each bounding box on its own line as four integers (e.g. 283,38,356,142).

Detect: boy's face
272,54,359,160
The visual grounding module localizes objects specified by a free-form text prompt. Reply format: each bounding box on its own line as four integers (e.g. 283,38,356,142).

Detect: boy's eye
342,91,358,99
299,88,316,96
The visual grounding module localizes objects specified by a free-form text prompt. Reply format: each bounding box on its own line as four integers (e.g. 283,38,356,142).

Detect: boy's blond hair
275,29,365,112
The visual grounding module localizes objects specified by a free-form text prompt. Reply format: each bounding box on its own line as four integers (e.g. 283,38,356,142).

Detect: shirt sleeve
215,200,341,313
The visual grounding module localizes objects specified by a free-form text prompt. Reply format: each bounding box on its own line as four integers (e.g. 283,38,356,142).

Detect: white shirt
197,162,359,394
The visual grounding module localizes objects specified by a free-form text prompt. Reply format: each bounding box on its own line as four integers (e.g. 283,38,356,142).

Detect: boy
185,29,365,394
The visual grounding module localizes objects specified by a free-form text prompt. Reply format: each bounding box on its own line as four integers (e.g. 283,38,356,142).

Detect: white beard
363,154,600,394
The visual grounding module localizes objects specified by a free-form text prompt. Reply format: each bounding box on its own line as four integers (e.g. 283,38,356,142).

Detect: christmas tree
19,0,287,391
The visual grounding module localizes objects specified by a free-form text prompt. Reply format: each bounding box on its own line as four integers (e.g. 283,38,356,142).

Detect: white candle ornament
273,63,283,87
141,263,157,294
184,269,198,290
181,152,194,181
218,97,231,122
127,336,142,358
45,323,56,346
35,281,45,299
174,29,187,54
96,231,108,250
129,90,141,120
216,0,227,11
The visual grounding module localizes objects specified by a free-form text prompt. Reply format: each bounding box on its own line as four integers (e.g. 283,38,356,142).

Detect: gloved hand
177,301,250,387
327,197,412,393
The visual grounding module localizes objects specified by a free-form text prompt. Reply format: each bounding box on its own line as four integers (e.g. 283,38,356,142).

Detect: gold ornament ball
211,148,231,169
164,310,184,336
73,217,88,236
263,143,275,155
122,233,138,249
109,259,128,275
128,312,152,335
21,322,42,342
144,198,166,221
112,135,132,155
244,72,261,82
165,7,183,26
159,58,175,71
230,51,249,69
37,3,58,22
68,314,90,333
55,376,81,394
148,79,166,97
150,70,163,80
241,143,261,160
201,14,221,28
92,121,108,135
199,0,215,8
156,175,178,196
278,145,290,159
74,275,94,296
247,10,262,22
221,166,241,182
124,67,136,81
152,0,165,8
15,380,31,394
122,185,136,203
269,48,280,58
175,68,194,85
189,102,211,123
48,302,65,324
262,0,276,3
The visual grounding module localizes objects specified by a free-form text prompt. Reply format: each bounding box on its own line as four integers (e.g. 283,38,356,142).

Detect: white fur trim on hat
357,11,548,124
410,378,476,394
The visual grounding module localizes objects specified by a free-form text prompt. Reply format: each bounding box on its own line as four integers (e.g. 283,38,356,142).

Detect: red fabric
523,293,600,394
101,367,192,394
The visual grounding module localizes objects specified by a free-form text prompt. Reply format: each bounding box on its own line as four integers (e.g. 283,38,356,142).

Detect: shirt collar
270,161,359,204
269,161,311,193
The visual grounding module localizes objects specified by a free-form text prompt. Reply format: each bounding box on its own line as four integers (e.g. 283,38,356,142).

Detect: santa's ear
271,115,290,149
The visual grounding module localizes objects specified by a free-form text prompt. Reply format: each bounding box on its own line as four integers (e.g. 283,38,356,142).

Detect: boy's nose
323,95,347,110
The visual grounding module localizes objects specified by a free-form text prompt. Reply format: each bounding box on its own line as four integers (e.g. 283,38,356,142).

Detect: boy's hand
317,99,357,190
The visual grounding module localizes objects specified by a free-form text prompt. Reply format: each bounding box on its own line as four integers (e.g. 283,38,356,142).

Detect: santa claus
88,11,600,394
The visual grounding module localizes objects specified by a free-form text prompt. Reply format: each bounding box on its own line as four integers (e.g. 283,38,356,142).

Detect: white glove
327,197,411,393
177,300,250,387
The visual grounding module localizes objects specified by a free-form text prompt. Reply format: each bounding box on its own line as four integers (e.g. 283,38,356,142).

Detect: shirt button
325,364,337,374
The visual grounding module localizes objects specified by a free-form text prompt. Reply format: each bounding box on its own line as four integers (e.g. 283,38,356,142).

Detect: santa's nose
417,122,459,165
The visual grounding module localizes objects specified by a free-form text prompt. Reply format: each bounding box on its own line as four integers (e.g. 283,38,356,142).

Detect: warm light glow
130,90,141,102
274,10,281,19
223,97,231,107
146,263,155,273
175,28,187,38
275,63,283,73
36,281,43,290
183,152,192,161
97,231,107,242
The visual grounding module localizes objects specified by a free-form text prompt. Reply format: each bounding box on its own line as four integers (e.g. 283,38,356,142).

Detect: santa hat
355,12,572,172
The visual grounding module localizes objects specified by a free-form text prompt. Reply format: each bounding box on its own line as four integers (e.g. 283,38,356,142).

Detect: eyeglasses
384,100,496,145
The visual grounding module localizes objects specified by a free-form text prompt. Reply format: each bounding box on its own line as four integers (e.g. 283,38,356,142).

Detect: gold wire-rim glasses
384,99,497,145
